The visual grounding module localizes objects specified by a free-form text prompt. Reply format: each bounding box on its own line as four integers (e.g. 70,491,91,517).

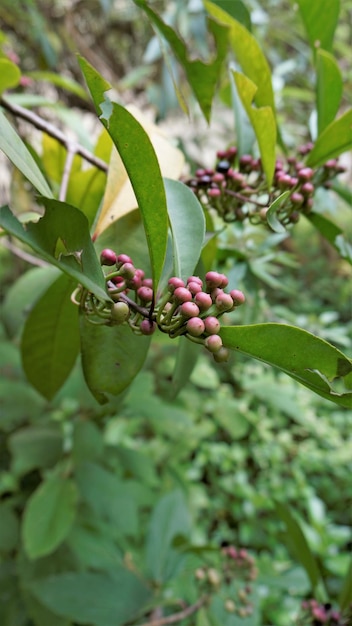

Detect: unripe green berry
213,347,230,363
120,262,135,279
207,568,221,586
224,599,236,613
111,301,130,323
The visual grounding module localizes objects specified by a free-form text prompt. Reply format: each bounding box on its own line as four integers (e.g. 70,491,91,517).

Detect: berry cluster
72,249,245,362
187,144,345,227
299,600,352,625
194,546,257,617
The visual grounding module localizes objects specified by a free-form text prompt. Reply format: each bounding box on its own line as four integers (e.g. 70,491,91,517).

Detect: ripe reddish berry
100,248,117,266
205,271,223,289
215,292,233,312
137,286,153,302
117,253,132,265
208,187,221,197
205,334,223,353
230,289,245,306
187,281,202,295
194,291,212,311
204,316,221,334
187,276,203,286
290,192,304,205
180,301,200,318
142,278,153,288
301,182,314,195
297,167,314,181
140,319,157,335
186,317,205,336
168,277,185,292
173,287,192,303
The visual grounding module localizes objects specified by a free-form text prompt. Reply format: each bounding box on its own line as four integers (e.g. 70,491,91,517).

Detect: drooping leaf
306,110,352,168
266,191,290,233
220,324,352,407
295,0,340,53
233,72,276,185
96,105,184,236
146,489,191,583
275,502,323,592
0,59,21,95
0,202,108,301
78,56,168,290
28,568,151,626
205,1,275,110
21,274,80,400
307,212,352,264
133,0,229,122
22,474,78,559
79,314,151,404
164,178,205,281
0,110,53,197
316,49,343,134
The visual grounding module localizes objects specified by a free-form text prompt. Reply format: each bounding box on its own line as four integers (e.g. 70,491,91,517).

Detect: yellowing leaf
95,105,185,236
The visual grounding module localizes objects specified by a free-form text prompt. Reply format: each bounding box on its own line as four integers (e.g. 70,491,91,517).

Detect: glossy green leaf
211,0,251,30
220,324,352,407
28,568,151,626
307,212,352,264
266,191,290,233
22,474,78,559
21,274,80,400
316,49,343,134
0,110,53,197
339,558,352,611
233,72,276,185
205,1,275,110
164,178,205,281
306,110,352,168
146,489,191,583
295,0,340,53
133,0,228,122
79,314,151,404
0,202,108,301
9,426,64,477
0,59,21,94
275,502,323,591
78,56,168,290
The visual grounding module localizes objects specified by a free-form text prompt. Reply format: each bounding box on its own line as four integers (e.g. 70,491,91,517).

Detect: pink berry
290,192,304,205
100,248,117,266
204,316,221,335
180,302,200,318
187,276,203,287
173,287,193,303
301,182,314,195
205,334,223,353
297,167,314,181
230,289,245,306
205,271,223,289
208,187,221,198
215,292,233,312
194,291,212,311
140,319,157,335
137,286,153,302
218,273,229,288
186,317,205,337
187,281,202,295
142,278,153,288
168,277,185,292
110,275,125,287
117,253,132,265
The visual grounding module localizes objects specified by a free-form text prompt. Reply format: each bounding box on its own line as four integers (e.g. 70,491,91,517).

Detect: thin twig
224,188,268,208
137,596,208,626
1,237,48,267
0,96,108,172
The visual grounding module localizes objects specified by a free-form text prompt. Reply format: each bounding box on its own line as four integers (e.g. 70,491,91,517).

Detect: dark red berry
100,248,117,266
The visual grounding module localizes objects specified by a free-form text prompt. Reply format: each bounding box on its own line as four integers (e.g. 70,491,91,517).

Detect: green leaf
275,502,323,592
220,324,352,407
22,474,78,559
205,1,275,110
28,568,151,626
316,49,343,134
9,425,64,477
233,72,276,185
170,337,200,399
339,558,352,611
72,421,104,464
133,0,228,122
266,191,290,233
211,0,251,30
164,178,205,281
295,0,340,53
67,524,122,570
0,504,19,552
21,274,80,400
0,110,53,197
146,489,191,583
79,314,151,404
306,212,352,264
306,109,352,169
74,462,139,536
27,70,89,101
0,202,108,301
78,56,168,290
0,59,21,94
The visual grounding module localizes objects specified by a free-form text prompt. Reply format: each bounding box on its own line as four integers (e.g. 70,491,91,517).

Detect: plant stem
137,595,208,626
